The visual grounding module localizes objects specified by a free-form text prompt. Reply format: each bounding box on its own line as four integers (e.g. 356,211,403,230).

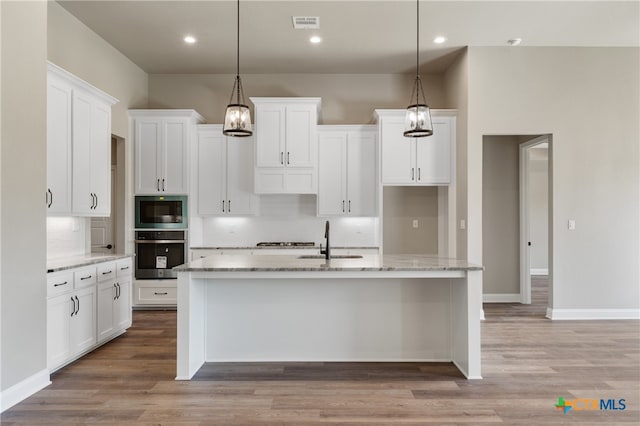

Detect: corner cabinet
130,110,204,195
250,97,321,194
196,125,257,216
376,109,456,185
47,257,132,372
318,125,377,216
47,62,118,216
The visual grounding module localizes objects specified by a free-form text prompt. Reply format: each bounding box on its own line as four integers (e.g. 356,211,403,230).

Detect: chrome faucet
320,220,330,260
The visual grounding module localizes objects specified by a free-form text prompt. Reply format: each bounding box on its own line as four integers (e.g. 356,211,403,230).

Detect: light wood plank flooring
3,277,639,424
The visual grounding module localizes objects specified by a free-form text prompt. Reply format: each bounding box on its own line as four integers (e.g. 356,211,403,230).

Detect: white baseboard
0,368,50,413
483,293,521,303
530,268,549,276
546,308,640,320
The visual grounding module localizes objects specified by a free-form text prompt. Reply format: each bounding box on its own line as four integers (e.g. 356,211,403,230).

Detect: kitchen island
174,254,483,380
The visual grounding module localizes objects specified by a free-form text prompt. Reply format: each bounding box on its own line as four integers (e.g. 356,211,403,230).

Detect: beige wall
468,47,639,311
482,136,520,295
1,0,48,392
149,73,445,125
47,1,148,138
383,186,439,255
444,49,468,260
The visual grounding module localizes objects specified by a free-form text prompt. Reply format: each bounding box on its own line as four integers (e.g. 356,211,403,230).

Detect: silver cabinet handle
228,200,231,213
348,200,351,213
154,292,168,296
80,275,92,280
411,168,415,181
162,178,165,191
418,168,421,181
120,266,130,271
102,270,112,275
95,194,98,209
75,296,80,314
157,179,160,191
222,200,225,213
287,152,290,165
54,281,68,287
342,200,345,213
113,283,118,301
47,189,53,208
71,297,76,317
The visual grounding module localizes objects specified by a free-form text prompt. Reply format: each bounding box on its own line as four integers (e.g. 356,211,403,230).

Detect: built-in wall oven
134,230,187,279
134,195,188,280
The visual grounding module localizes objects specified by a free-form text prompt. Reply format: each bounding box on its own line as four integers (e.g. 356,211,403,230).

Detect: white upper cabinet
130,110,204,195
196,125,257,216
47,62,118,217
251,97,321,194
318,126,377,216
376,109,456,185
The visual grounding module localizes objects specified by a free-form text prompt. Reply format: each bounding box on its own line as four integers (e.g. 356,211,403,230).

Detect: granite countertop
190,246,380,250
174,254,482,272
47,254,133,273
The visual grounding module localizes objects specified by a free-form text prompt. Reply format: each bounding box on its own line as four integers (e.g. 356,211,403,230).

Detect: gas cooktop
256,242,315,247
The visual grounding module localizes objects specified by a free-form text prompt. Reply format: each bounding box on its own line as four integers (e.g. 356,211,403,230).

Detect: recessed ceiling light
507,38,522,46
433,36,446,44
310,36,322,44
184,36,196,44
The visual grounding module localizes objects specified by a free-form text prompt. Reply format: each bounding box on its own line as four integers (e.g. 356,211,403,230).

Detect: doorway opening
91,135,126,254
482,135,552,314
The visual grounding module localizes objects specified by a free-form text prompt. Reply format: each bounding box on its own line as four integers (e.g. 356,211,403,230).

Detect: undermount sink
297,255,363,259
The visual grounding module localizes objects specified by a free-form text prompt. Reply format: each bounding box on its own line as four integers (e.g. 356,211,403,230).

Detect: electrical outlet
460,219,466,230
412,219,419,228
568,219,576,230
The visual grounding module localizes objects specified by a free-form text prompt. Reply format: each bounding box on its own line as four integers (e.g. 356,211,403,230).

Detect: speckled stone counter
47,254,132,273
175,254,481,273
176,254,483,382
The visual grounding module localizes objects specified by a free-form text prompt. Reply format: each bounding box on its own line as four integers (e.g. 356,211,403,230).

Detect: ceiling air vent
292,16,320,30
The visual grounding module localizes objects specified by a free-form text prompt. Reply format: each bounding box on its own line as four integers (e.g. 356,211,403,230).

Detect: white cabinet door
70,286,97,356
380,118,414,184
318,133,346,215
286,104,316,168
134,119,163,194
72,90,94,214
114,277,132,331
197,131,226,215
346,131,377,216
97,281,116,343
255,105,285,167
416,118,451,184
226,137,258,215
163,119,189,194
47,294,72,370
46,75,72,214
90,102,112,215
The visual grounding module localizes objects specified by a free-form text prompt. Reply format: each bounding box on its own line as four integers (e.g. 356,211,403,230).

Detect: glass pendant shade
404,0,433,138
223,75,252,136
223,0,252,137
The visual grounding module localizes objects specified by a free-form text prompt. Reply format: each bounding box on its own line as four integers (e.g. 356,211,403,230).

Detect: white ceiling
57,0,640,74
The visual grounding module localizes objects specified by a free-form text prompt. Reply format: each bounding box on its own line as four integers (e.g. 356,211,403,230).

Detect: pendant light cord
415,0,420,107
236,0,241,102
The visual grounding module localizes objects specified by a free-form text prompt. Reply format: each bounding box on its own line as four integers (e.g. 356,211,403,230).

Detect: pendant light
223,0,252,137
404,0,433,137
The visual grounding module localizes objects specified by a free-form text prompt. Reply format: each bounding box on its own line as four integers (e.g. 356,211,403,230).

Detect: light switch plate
568,219,576,230
412,219,419,228
460,219,466,230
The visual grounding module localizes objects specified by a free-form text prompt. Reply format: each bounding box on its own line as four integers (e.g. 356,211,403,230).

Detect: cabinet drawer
47,271,74,297
137,286,177,305
116,258,133,277
97,262,116,282
74,266,97,288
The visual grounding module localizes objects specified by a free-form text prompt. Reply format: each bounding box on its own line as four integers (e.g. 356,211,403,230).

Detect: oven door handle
134,240,187,244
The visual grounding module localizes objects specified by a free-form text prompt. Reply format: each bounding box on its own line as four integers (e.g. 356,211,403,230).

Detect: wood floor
3,277,639,424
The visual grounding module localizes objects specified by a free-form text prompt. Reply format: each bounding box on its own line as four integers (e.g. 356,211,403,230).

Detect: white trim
546,308,640,320
0,369,50,413
483,293,521,303
530,268,549,276
47,62,118,106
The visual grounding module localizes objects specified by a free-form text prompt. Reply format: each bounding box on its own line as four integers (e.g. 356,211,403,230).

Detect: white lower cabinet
133,279,177,306
47,257,132,372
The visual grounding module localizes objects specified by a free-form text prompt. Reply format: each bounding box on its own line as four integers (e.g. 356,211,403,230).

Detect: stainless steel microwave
135,195,188,229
